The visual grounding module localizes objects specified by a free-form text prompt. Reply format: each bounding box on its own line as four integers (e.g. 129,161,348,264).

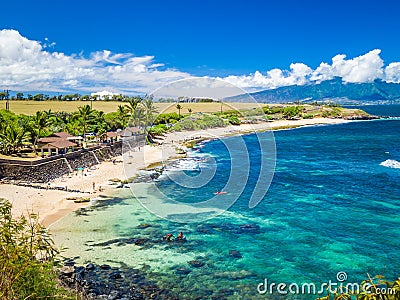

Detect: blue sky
1,0,400,94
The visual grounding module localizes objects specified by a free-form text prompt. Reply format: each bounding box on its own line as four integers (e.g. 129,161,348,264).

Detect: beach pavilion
38,132,81,156
103,131,121,144
39,140,77,156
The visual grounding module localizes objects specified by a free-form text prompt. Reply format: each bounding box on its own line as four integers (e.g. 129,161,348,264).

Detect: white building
91,90,120,100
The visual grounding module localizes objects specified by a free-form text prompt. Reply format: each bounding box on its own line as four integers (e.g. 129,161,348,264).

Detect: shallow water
52,106,400,299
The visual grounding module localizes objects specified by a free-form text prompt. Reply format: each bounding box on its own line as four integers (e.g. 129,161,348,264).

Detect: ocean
51,105,400,299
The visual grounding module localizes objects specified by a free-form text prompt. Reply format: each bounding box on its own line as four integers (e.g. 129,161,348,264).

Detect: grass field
0,100,265,115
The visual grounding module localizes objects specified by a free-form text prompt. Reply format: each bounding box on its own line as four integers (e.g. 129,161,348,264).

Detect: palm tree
76,105,95,141
117,105,129,127
30,111,52,153
52,111,70,132
93,110,108,137
176,104,182,117
0,123,26,155
142,99,158,128
125,96,143,114
130,107,145,128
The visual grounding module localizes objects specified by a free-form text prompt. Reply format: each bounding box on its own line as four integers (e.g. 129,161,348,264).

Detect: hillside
225,78,400,104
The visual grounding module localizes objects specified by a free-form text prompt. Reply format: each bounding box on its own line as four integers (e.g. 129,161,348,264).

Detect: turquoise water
52,106,400,299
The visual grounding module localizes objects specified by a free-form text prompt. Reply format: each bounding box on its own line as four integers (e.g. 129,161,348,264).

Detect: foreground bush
317,275,400,300
0,199,71,299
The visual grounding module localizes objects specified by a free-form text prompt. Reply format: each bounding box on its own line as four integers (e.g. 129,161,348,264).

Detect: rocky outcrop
58,262,179,300
344,115,380,120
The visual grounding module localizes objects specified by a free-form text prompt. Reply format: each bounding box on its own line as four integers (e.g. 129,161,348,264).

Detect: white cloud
311,49,384,83
0,29,190,93
222,63,313,91
223,49,391,91
385,62,400,83
0,29,400,95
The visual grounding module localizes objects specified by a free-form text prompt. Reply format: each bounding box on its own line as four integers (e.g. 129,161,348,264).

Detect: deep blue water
52,105,400,299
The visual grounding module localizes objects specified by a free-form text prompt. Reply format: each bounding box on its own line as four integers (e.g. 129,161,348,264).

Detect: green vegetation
0,96,157,157
154,112,183,125
282,105,305,119
172,114,226,131
227,115,241,125
148,124,168,137
0,199,72,299
263,106,284,114
0,98,369,158
316,275,400,300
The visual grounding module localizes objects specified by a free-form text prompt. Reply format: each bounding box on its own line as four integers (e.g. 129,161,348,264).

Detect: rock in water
188,260,205,268
176,268,191,275
228,250,242,259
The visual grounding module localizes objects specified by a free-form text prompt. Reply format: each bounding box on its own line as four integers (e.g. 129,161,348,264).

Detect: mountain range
225,77,400,104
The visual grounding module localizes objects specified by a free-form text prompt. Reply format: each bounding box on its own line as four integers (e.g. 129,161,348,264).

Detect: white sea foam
380,159,400,169
165,158,201,171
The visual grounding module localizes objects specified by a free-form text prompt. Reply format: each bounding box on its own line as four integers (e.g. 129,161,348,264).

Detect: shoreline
2,117,352,227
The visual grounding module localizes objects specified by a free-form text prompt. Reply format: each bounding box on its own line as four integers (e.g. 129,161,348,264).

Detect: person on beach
92,182,96,191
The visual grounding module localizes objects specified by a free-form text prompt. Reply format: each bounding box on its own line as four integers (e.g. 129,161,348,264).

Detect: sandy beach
1,117,350,227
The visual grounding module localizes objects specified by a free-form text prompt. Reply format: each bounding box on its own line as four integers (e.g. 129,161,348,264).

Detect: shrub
0,199,71,299
148,124,168,136
228,115,241,125
202,114,225,128
263,106,284,114
172,114,225,131
172,118,196,131
302,113,314,119
283,106,305,119
215,110,241,118
154,112,183,125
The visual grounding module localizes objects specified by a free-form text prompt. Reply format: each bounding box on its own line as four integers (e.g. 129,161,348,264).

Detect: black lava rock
228,250,242,259
188,260,205,268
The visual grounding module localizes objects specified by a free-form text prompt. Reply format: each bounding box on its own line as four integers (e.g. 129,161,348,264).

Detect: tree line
0,96,157,156
0,91,220,103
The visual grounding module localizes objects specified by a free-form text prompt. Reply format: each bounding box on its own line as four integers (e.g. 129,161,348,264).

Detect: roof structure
38,132,80,149
52,132,74,139
39,140,77,149
121,127,142,137
106,131,120,138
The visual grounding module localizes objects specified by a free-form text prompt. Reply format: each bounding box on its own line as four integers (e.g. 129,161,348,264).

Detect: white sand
0,117,350,227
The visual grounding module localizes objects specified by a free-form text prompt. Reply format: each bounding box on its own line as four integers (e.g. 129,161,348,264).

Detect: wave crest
380,159,400,169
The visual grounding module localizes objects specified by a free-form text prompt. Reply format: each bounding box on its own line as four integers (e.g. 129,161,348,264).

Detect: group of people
163,232,186,241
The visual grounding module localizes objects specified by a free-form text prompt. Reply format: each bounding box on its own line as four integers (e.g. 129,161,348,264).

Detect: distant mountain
225,78,400,104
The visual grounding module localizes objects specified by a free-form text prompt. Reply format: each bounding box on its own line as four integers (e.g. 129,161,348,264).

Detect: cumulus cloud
0,29,400,95
0,29,191,93
222,63,313,91
385,62,400,83
223,49,396,91
311,49,384,83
